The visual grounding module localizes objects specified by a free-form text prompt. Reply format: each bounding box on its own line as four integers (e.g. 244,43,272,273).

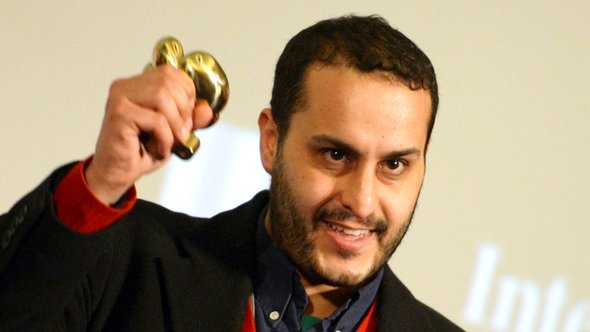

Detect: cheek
382,175,424,226
287,160,337,214
298,181,333,222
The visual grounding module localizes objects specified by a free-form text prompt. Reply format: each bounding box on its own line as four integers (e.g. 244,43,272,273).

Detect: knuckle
155,65,178,82
160,64,177,74
108,78,126,95
152,87,169,106
155,113,169,128
106,78,132,112
162,74,179,91
106,96,126,118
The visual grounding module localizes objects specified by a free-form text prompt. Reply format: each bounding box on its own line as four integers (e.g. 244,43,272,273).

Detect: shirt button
269,311,280,321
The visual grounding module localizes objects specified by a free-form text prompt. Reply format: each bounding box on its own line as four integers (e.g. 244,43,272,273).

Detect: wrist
85,159,132,206
55,159,137,233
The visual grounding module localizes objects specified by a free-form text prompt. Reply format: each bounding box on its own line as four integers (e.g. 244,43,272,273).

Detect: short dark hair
270,15,438,142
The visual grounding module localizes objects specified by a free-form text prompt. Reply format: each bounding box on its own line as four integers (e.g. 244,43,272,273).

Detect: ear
258,108,278,174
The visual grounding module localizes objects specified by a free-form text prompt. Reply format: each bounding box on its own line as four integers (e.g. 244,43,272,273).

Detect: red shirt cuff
54,158,137,233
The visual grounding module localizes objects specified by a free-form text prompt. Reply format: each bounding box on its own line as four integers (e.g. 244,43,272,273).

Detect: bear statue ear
258,108,279,174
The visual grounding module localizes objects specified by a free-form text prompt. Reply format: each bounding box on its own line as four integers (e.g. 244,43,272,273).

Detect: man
0,15,463,331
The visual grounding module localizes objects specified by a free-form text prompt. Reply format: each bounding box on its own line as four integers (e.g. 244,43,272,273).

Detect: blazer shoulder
0,162,78,272
126,189,269,242
121,190,269,270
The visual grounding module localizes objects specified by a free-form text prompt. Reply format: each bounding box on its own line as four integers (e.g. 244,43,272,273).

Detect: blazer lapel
376,267,437,332
155,247,252,332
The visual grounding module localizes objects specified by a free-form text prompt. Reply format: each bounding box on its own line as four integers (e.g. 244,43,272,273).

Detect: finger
148,67,195,141
125,104,176,160
155,65,196,121
192,99,215,130
127,66,196,142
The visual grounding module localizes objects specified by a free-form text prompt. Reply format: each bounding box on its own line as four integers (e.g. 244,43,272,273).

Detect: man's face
259,64,431,288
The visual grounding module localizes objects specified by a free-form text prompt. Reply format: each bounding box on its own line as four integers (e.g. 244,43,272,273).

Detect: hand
85,65,214,205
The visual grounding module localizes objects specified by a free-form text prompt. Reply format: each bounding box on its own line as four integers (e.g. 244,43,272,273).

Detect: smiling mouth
323,221,371,237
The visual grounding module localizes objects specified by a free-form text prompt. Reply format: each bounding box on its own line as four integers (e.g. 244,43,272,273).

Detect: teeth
343,228,369,236
327,222,370,236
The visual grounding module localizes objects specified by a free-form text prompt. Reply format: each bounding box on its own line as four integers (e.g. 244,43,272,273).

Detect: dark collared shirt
253,205,383,332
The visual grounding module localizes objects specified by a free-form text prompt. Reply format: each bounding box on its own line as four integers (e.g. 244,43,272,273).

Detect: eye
380,159,407,176
319,148,350,172
326,149,346,161
385,159,402,170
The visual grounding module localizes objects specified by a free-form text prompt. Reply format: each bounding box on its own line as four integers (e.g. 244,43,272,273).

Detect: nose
338,164,378,219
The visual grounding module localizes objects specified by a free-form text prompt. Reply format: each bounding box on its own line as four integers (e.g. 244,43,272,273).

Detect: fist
85,65,214,205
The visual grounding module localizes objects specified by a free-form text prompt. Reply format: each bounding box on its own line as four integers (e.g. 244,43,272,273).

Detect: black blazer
0,164,463,331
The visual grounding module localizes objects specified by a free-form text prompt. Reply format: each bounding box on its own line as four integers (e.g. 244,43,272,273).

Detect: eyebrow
310,134,422,160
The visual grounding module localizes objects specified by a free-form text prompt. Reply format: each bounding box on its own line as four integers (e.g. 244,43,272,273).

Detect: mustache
314,207,388,233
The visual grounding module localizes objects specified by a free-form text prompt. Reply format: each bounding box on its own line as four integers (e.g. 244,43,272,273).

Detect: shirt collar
254,205,297,327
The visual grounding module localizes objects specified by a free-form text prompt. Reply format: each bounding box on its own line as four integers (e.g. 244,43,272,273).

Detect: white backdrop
1,1,589,330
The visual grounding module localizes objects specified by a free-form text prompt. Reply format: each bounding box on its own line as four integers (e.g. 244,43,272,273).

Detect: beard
268,149,417,288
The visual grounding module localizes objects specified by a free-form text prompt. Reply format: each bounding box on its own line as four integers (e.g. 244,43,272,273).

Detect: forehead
287,64,431,150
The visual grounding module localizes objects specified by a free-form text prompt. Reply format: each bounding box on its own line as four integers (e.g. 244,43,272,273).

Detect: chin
309,253,380,288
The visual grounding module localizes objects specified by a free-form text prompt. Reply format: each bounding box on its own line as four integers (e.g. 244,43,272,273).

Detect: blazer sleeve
0,163,124,330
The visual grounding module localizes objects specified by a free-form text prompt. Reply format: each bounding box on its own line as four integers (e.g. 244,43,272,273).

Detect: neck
297,271,356,318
